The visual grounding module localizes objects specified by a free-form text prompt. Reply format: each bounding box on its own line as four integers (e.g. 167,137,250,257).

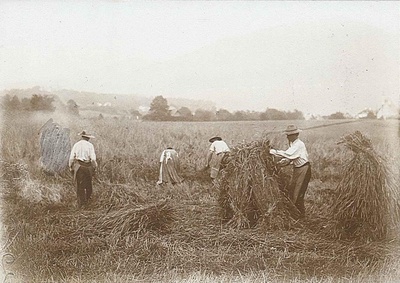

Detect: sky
0,1,399,116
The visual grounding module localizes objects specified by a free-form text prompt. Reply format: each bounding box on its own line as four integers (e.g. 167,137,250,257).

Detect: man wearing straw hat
269,125,311,218
206,136,230,180
69,130,98,208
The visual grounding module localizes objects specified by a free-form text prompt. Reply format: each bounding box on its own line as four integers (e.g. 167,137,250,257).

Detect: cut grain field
1,111,399,283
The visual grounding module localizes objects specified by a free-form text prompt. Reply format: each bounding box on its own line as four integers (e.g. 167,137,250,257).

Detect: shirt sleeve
89,144,96,161
275,143,301,160
68,144,76,167
224,142,230,152
209,143,215,152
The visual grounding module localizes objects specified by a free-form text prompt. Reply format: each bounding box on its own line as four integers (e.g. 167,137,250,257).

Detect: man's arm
270,144,300,160
90,144,98,169
68,144,76,168
206,151,213,167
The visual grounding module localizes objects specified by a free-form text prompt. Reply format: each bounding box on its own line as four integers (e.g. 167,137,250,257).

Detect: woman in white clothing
157,147,184,185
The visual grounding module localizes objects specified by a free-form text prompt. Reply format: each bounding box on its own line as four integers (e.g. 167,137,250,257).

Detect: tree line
143,95,306,121
1,94,79,115
2,93,369,121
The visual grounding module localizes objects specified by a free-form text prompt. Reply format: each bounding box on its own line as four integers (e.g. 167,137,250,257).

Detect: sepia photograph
0,1,399,282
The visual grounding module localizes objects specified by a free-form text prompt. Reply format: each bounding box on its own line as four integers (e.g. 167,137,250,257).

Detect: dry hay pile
328,131,400,241
217,139,297,229
93,201,175,237
93,183,146,210
0,160,30,189
61,200,176,240
94,200,175,237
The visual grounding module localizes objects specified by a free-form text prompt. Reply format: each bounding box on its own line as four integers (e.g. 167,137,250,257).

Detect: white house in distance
138,105,150,114
356,108,375,119
376,98,399,120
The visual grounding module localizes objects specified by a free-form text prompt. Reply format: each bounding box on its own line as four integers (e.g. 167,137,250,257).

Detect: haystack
329,131,400,241
38,118,71,174
217,139,298,229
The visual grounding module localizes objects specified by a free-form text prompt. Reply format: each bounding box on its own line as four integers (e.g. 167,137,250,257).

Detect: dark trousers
76,166,93,206
289,163,311,218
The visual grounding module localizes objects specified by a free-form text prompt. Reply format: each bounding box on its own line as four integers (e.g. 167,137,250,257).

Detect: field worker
69,130,98,207
157,147,184,185
269,125,311,218
206,136,230,180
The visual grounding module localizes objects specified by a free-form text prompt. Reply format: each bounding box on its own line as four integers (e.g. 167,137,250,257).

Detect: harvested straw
93,183,146,209
217,139,298,229
75,200,176,239
328,131,400,241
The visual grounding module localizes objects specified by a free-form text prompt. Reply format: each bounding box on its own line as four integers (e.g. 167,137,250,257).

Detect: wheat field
1,111,399,283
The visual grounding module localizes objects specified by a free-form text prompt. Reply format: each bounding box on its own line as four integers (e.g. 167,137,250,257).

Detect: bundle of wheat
328,131,400,241
75,200,176,239
217,139,298,229
93,182,146,210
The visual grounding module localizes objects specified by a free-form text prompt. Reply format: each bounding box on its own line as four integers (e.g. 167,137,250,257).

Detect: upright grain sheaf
39,118,71,174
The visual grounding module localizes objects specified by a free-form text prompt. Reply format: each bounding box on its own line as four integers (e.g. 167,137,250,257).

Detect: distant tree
1,94,22,111
1,94,12,110
177,106,193,121
259,111,268,121
67,99,79,115
216,108,233,121
193,109,214,121
129,109,142,119
232,111,248,121
30,94,55,111
10,95,21,110
286,109,305,120
21,97,30,110
245,110,262,121
143,95,171,121
328,112,346,119
366,110,377,119
1,94,56,112
262,108,287,120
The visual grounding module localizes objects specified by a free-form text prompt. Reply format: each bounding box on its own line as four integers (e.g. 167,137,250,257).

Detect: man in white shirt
206,136,230,179
270,125,311,218
69,130,98,207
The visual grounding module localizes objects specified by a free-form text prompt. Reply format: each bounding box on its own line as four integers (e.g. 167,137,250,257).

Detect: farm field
1,111,399,283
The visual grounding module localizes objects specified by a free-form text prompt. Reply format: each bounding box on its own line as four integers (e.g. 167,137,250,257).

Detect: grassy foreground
1,112,400,282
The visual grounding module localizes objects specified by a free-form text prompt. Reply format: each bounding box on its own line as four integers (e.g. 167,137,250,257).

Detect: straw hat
283,125,301,135
78,130,95,139
209,136,222,143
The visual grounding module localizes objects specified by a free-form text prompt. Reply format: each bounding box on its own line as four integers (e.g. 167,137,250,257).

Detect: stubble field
1,111,399,283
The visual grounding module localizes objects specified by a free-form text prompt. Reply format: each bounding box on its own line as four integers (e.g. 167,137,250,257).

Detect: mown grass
1,111,399,282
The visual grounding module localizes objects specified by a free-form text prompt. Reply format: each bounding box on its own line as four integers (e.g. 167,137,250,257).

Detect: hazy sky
0,1,398,115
